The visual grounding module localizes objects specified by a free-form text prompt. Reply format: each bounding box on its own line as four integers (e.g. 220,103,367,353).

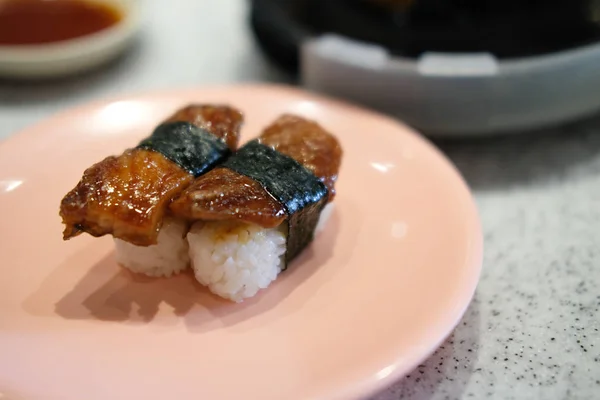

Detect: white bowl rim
0,0,140,63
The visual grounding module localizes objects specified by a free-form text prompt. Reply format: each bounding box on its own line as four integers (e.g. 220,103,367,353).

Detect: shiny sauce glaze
60,148,194,246
59,105,244,246
0,0,121,45
169,114,343,228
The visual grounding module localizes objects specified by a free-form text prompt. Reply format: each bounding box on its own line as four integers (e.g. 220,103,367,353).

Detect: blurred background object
6,0,600,136
0,0,291,139
252,0,600,63
250,0,600,136
0,0,141,78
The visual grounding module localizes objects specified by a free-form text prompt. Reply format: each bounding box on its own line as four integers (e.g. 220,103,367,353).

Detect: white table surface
1,1,598,399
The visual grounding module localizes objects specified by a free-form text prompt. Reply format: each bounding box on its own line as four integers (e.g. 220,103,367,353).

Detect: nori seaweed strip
221,140,329,268
138,122,231,177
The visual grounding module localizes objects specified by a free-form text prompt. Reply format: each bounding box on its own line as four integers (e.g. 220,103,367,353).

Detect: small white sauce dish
0,0,141,79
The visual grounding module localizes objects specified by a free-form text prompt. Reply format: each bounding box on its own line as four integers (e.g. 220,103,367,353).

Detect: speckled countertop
0,1,598,399
373,127,600,399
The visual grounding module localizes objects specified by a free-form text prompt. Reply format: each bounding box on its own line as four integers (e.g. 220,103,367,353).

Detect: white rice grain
114,217,190,277
187,220,287,302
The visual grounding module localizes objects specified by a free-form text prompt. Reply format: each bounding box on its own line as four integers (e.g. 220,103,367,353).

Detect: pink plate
0,84,482,400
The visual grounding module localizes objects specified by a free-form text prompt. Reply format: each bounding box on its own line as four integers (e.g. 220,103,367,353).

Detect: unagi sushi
59,104,243,277
169,114,342,301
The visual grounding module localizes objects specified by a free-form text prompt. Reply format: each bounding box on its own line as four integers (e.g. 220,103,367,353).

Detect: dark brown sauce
0,0,121,45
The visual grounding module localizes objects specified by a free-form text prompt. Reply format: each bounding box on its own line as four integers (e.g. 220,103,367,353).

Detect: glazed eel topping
59,104,243,246
169,114,342,265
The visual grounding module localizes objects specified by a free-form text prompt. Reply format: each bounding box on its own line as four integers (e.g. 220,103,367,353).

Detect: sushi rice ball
114,217,190,278
187,203,333,302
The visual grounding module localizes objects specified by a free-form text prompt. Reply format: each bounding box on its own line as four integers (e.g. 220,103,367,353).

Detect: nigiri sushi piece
59,104,243,277
170,114,342,301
